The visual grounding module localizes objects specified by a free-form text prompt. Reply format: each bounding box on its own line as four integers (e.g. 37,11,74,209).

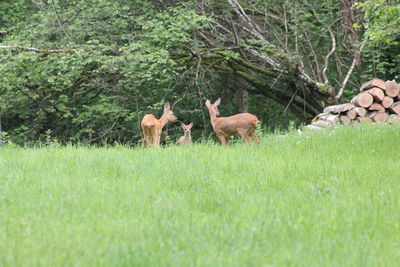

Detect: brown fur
177,123,193,145
141,103,177,147
205,98,260,146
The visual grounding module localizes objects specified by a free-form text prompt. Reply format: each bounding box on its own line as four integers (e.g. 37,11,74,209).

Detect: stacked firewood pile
307,78,400,129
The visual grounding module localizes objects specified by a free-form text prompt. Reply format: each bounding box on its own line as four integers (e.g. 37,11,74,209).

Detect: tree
0,0,209,145
356,0,400,44
176,0,366,121
0,0,399,145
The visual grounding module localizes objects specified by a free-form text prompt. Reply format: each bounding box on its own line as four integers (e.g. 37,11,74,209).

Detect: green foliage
0,0,210,145
1,0,400,145
1,125,400,265
356,0,400,44
361,43,400,82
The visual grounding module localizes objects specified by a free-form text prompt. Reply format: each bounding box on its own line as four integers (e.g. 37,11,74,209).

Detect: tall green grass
1,124,399,266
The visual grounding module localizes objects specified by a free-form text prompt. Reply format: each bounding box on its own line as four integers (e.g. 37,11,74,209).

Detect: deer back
141,114,159,128
213,113,259,137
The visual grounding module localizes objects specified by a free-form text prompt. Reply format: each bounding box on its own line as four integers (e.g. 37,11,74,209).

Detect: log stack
308,78,400,129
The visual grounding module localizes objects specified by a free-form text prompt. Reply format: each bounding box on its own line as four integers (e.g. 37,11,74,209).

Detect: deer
205,98,260,146
177,123,193,145
141,102,177,147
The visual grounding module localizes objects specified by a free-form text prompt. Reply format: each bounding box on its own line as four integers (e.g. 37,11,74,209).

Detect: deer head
205,98,221,117
177,122,193,145
204,97,260,146
163,102,177,122
181,122,193,134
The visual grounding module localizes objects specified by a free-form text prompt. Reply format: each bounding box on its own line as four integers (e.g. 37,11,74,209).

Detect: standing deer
205,98,260,146
141,102,177,147
177,123,193,145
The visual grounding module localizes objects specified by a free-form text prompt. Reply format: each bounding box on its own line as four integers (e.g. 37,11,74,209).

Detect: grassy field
0,124,399,266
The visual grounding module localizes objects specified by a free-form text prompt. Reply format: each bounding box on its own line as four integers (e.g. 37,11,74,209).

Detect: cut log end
368,111,388,123
351,92,373,107
367,87,384,101
385,81,400,97
353,107,366,117
360,78,386,91
368,103,385,112
346,109,357,120
389,101,400,115
381,96,394,108
340,115,351,126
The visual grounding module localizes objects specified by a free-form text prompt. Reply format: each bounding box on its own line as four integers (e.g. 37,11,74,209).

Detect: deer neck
208,109,218,128
159,113,169,129
184,131,191,139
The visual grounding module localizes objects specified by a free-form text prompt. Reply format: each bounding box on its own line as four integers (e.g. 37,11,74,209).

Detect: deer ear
205,99,210,107
214,98,221,106
181,123,185,129
188,122,193,129
164,102,171,111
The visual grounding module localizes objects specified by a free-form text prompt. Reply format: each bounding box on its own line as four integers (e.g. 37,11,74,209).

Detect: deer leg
239,132,250,145
251,132,260,145
218,135,228,146
144,134,151,147
142,127,152,147
153,129,161,147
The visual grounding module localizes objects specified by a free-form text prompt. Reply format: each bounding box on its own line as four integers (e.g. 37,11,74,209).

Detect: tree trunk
319,114,340,124
236,88,249,113
340,115,351,125
368,111,388,122
311,120,334,127
323,103,355,114
346,109,357,120
340,0,361,66
368,103,385,112
397,83,400,100
381,96,394,108
366,87,384,101
385,81,400,97
389,102,400,115
353,107,366,117
351,92,373,107
360,78,386,91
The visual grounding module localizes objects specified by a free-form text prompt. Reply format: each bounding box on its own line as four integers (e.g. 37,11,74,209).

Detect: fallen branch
0,45,75,53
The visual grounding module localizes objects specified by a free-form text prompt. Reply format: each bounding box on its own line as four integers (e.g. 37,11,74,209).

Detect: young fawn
205,98,260,146
141,102,177,147
177,123,193,145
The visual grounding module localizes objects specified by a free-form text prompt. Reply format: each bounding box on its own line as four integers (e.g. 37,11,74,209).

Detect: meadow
0,124,399,266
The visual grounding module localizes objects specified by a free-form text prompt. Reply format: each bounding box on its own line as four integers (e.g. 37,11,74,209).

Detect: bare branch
50,0,70,37
321,25,336,85
335,38,367,100
0,45,74,53
301,0,336,85
227,0,265,40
